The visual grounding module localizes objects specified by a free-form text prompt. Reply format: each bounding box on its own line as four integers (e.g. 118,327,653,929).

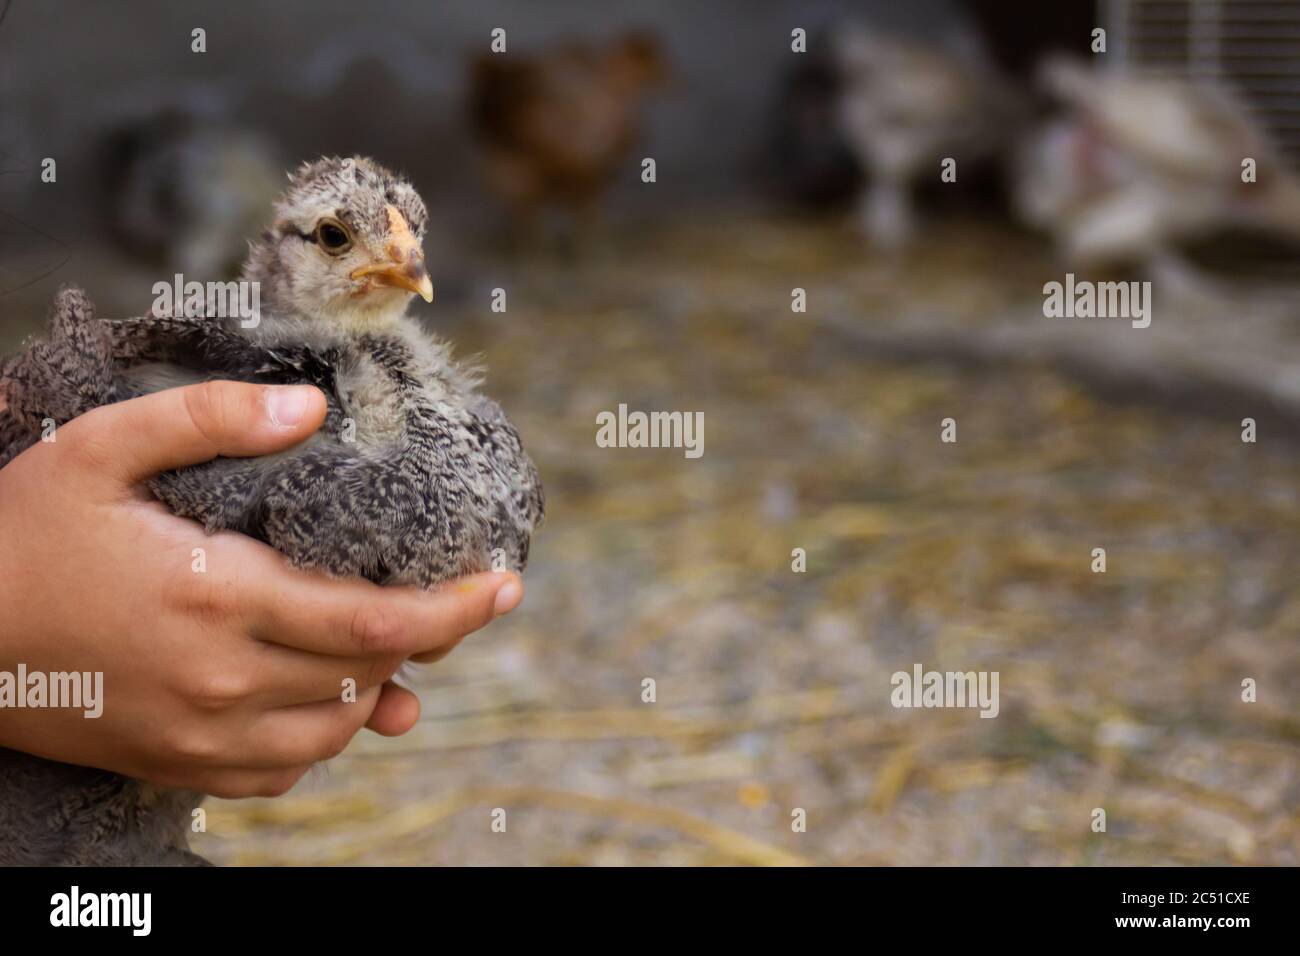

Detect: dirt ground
46,214,1298,866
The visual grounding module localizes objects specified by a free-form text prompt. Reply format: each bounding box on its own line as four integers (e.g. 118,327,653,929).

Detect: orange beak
350,205,434,303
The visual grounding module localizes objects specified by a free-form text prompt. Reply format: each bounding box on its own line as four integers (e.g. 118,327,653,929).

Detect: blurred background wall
2,0,962,214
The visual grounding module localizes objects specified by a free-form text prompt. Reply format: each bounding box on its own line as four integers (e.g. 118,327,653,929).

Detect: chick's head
248,156,432,329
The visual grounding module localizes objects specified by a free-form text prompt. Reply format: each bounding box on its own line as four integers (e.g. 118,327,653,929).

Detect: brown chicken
468,31,668,243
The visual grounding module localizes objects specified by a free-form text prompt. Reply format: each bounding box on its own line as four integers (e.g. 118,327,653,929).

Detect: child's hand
0,381,522,798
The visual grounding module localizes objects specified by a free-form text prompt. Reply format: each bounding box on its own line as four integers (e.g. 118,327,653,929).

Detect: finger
409,635,464,664
245,642,403,712
365,681,421,737
60,381,326,486
238,687,382,769
247,567,523,659
250,642,406,708
141,765,311,800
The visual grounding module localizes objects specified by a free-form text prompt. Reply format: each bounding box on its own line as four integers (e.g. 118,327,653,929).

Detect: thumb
63,381,327,485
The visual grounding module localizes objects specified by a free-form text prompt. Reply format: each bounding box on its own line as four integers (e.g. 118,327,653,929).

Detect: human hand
0,381,522,797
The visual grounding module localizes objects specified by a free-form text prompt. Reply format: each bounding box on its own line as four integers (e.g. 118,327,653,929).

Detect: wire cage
1106,0,1300,163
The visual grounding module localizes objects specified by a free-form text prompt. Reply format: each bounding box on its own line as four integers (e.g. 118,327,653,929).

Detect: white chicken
831,26,1021,248
1015,58,1300,282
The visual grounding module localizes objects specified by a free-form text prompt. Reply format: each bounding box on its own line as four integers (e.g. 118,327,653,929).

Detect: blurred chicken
1015,59,1300,281
832,26,1023,248
764,36,862,208
468,31,668,244
101,110,281,279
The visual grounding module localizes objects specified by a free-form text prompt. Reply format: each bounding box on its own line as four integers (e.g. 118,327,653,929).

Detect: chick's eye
315,221,351,253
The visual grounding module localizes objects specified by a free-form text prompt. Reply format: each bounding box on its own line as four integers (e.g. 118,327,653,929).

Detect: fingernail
493,577,523,617
266,386,313,427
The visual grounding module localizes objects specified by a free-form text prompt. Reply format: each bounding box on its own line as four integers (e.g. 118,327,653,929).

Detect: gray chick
8,155,544,585
0,156,543,864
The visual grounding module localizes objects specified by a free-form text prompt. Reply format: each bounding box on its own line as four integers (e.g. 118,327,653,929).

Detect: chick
7,156,544,587
1015,59,1300,278
0,157,543,865
0,748,207,866
468,31,668,244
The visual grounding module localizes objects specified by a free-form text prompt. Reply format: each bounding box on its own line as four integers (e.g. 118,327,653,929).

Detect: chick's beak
350,205,434,303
